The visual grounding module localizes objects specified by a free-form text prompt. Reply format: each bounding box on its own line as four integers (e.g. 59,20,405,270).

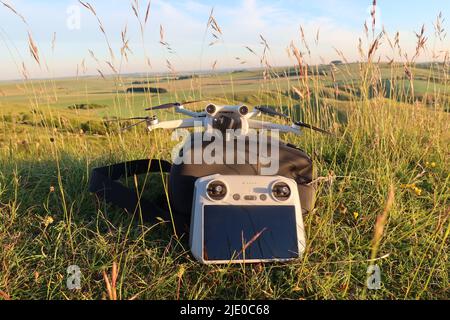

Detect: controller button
272,182,291,201
207,180,227,201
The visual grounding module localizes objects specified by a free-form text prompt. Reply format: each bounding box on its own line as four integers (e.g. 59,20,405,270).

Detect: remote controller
190,174,306,264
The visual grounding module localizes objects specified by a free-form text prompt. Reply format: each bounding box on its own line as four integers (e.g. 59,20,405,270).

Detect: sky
0,0,449,80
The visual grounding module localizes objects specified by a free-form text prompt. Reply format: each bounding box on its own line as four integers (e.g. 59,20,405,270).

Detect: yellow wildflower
44,216,54,227
177,264,186,279
414,187,422,196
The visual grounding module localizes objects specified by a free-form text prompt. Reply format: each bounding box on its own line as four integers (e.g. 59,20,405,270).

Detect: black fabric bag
89,135,316,235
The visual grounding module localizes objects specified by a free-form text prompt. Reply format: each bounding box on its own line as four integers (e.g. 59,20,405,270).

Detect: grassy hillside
0,2,449,299
0,60,448,300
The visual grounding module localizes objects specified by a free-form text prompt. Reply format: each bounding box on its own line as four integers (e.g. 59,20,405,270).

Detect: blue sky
0,0,449,80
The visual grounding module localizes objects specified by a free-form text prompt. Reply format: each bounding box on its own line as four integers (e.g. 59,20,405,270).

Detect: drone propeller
255,106,290,119
145,100,204,111
294,121,333,135
121,118,150,132
105,116,150,122
255,105,333,135
104,116,158,132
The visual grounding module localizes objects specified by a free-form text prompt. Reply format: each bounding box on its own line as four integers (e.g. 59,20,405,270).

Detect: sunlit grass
0,1,448,300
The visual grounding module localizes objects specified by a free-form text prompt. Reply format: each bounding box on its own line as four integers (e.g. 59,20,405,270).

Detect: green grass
0,3,449,299
0,62,448,300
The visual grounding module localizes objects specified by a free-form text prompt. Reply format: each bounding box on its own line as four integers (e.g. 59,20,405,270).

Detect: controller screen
203,205,299,261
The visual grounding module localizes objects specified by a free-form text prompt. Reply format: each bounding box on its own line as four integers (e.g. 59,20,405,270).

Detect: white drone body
145,103,304,136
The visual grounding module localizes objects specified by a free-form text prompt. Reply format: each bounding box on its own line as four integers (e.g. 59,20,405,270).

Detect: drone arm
247,119,302,135
148,118,204,131
244,110,261,119
175,105,205,118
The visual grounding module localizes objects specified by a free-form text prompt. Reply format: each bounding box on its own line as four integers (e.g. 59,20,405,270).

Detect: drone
108,100,332,136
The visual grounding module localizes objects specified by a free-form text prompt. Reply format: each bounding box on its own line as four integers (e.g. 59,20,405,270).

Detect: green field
0,57,449,300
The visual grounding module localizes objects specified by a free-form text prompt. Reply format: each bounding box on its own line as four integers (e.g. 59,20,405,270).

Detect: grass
0,1,449,300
